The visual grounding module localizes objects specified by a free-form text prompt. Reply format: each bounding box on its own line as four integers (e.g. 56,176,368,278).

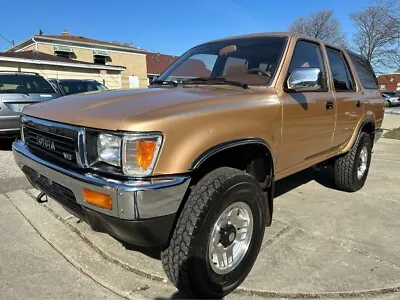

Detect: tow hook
36,192,48,203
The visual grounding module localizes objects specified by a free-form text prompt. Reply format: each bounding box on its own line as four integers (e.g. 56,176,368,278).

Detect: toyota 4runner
13,32,384,298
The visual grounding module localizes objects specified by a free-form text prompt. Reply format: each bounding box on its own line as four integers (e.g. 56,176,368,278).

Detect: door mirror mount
287,68,321,92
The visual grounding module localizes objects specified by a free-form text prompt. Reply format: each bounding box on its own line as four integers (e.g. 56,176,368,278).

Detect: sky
1,0,375,55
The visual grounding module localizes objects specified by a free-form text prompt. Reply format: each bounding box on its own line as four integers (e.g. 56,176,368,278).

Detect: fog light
83,188,112,210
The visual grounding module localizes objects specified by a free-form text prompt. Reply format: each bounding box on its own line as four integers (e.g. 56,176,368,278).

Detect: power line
0,33,13,45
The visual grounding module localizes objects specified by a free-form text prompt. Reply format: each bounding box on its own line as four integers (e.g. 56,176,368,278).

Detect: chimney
62,29,69,36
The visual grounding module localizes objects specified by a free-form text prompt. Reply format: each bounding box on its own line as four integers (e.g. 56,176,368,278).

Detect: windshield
0,74,56,94
157,37,287,86
59,80,108,95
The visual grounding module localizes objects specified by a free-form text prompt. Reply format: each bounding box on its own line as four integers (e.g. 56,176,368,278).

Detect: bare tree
289,10,347,46
351,5,400,72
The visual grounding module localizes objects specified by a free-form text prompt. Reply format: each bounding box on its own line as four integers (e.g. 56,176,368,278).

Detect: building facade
7,31,148,89
377,74,400,92
0,51,125,89
146,52,178,83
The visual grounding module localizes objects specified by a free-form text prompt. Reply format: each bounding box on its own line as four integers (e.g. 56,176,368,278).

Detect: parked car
13,32,384,298
382,92,400,107
49,79,108,96
0,72,59,137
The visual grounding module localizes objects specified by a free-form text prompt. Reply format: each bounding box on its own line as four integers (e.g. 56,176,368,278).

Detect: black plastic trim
191,138,274,171
59,199,176,247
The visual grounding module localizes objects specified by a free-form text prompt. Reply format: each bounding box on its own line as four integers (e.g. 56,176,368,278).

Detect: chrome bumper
13,140,190,220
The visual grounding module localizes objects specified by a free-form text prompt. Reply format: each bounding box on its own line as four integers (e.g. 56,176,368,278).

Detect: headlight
95,133,162,176
97,133,121,167
122,134,162,176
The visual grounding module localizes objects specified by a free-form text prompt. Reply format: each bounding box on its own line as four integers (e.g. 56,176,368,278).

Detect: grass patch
384,127,400,140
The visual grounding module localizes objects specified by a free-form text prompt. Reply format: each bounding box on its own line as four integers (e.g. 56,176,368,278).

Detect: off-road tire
161,167,267,298
334,132,373,192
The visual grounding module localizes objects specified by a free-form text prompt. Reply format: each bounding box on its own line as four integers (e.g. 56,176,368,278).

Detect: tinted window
349,52,378,89
0,74,55,94
326,48,355,91
288,41,327,90
59,80,107,95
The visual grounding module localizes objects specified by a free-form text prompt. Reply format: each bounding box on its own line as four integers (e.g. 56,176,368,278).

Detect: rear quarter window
348,53,378,90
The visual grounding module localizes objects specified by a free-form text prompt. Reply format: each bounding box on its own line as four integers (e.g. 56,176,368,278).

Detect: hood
22,87,265,131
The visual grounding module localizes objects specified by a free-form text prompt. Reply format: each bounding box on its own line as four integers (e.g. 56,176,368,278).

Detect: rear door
325,47,362,148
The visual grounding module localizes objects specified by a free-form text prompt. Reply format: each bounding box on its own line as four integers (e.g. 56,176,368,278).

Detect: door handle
326,101,334,110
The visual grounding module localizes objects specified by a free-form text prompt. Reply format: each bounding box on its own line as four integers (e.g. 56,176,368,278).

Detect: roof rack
0,71,40,75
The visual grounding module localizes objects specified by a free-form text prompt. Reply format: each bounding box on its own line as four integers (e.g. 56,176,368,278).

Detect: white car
382,92,400,107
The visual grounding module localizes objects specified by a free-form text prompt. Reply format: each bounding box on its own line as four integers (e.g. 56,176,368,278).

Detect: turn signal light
136,140,157,169
83,188,112,210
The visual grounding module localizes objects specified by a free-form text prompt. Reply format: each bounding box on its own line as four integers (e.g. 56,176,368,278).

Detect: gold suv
13,32,384,298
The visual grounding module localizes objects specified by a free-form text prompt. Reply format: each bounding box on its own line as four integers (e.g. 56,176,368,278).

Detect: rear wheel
333,132,372,192
161,167,267,298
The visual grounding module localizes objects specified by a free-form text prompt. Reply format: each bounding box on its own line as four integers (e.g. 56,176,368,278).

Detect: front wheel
161,167,267,298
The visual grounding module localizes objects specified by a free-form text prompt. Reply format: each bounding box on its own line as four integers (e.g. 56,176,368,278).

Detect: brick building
377,74,400,92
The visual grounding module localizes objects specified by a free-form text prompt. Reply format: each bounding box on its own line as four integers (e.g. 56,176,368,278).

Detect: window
326,48,355,91
288,40,327,90
55,51,71,59
380,84,386,90
223,57,248,75
348,52,378,89
158,37,287,85
94,55,107,65
0,75,55,94
58,80,108,95
172,54,218,79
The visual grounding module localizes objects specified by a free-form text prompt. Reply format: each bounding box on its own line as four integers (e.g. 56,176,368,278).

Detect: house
377,74,400,92
0,51,125,89
6,30,148,88
146,52,178,83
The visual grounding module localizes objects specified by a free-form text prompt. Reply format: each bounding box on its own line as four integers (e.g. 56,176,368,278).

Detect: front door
277,40,335,172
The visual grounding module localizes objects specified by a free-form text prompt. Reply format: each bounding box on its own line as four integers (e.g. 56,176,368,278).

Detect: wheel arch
189,138,275,226
342,119,376,153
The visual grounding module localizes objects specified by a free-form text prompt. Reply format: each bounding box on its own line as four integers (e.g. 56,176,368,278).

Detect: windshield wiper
150,79,178,87
182,77,249,89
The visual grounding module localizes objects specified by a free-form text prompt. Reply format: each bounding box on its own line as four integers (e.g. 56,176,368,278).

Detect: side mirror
287,68,321,92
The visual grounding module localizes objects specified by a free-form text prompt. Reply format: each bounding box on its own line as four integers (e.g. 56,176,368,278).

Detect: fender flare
190,137,275,226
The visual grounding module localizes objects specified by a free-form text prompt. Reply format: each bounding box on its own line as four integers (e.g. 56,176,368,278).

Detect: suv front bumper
13,140,190,247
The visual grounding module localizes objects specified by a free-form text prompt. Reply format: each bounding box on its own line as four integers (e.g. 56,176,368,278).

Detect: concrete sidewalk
2,137,400,299
382,113,400,131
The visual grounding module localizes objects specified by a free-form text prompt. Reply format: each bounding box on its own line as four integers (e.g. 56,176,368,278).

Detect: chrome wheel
208,202,253,275
357,146,368,180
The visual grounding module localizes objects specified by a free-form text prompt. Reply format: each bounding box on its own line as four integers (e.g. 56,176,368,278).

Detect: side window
349,53,378,89
326,48,355,92
288,40,327,91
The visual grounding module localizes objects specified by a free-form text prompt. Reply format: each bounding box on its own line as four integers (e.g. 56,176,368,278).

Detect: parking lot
1,116,400,300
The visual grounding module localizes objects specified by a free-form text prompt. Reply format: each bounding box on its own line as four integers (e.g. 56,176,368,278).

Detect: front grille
22,117,82,168
23,166,83,213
